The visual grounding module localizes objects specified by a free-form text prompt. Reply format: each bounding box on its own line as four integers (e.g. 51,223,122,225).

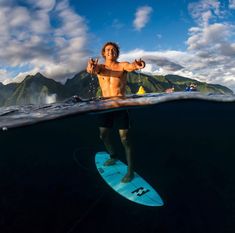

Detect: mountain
0,71,233,107
65,71,99,99
165,75,233,94
127,72,170,93
4,73,68,106
0,82,18,106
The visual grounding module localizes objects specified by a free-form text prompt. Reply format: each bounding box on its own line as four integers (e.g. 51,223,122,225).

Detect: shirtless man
86,42,145,182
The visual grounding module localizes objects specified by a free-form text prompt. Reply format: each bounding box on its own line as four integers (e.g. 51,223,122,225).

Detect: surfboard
95,151,164,207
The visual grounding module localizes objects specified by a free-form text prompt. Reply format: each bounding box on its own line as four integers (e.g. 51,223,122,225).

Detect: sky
0,0,235,91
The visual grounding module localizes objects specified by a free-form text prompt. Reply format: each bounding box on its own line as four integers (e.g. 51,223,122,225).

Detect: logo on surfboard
131,187,150,196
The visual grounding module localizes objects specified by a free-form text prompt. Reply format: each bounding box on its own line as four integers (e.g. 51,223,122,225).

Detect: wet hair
101,42,120,59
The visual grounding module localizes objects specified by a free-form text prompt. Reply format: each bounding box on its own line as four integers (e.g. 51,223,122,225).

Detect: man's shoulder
118,61,130,68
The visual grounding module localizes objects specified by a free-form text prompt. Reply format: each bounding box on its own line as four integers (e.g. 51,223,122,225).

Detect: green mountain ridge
4,73,68,106
0,71,233,107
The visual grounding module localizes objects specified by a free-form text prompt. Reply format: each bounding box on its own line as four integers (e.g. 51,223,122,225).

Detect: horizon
0,0,235,91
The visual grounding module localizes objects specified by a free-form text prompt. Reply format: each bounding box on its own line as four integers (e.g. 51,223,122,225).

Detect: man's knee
120,134,129,145
99,128,110,141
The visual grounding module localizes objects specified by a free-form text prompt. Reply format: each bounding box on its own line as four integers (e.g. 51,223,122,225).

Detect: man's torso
97,63,127,97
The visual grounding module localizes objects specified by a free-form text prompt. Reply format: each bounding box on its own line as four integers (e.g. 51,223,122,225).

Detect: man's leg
99,127,117,166
119,129,134,182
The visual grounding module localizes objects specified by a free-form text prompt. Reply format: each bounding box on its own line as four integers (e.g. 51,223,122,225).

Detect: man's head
101,42,120,60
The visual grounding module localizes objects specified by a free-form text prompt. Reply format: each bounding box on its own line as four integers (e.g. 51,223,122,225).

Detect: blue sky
0,0,235,91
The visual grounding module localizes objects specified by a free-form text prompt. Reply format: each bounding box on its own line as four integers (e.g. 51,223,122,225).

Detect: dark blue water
0,92,235,233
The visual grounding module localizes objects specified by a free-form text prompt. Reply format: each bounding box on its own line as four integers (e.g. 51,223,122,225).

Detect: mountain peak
25,72,46,81
34,72,46,78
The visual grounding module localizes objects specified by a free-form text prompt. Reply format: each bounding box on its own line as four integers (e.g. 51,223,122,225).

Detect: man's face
104,45,118,60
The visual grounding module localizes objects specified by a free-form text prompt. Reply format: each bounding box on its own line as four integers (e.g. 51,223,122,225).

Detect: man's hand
134,59,145,70
87,58,99,74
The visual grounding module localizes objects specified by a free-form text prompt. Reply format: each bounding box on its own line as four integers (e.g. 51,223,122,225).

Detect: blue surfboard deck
95,151,164,207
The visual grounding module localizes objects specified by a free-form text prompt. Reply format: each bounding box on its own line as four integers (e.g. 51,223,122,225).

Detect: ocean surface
0,92,235,233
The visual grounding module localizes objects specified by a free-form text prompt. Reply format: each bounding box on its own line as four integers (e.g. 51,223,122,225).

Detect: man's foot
104,158,117,166
121,172,134,183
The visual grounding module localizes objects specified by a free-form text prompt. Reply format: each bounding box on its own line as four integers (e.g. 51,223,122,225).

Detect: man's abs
98,75,126,97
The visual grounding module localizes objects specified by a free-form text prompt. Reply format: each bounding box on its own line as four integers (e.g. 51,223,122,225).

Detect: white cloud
188,0,222,26
133,6,153,31
0,0,90,84
9,7,31,27
27,0,56,12
0,69,7,76
119,49,193,77
187,23,232,51
229,0,235,9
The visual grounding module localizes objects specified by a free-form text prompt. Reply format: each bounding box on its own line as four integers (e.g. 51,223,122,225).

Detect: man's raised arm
122,59,145,72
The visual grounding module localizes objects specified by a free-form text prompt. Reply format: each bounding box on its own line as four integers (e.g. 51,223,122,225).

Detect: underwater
0,92,235,233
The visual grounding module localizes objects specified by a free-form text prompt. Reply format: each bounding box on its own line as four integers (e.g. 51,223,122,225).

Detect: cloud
143,56,184,72
187,23,232,51
0,69,7,79
133,6,153,31
119,49,189,76
0,0,90,84
229,0,235,9
188,0,222,26
27,0,56,12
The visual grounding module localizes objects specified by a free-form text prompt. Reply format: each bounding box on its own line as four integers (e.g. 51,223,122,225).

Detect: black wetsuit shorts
98,110,130,129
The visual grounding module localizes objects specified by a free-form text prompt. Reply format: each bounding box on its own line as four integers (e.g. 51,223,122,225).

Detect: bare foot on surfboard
121,172,134,183
104,158,117,166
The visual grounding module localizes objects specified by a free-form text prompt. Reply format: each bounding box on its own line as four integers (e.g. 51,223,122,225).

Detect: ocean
0,92,235,233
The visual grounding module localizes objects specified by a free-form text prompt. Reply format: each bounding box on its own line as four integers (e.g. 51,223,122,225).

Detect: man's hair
101,42,120,59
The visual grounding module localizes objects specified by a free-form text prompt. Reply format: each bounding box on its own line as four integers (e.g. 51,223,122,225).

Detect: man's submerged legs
99,127,118,166
119,129,134,183
99,127,134,182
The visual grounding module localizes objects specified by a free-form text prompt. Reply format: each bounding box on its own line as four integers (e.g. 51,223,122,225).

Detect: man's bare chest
99,66,124,78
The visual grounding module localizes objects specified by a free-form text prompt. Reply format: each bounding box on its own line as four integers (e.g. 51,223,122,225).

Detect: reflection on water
0,92,235,129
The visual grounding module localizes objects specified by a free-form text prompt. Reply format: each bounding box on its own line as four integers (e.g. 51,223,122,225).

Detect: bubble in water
2,127,8,131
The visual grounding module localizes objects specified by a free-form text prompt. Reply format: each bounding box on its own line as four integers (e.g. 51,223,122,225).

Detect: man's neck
105,59,117,67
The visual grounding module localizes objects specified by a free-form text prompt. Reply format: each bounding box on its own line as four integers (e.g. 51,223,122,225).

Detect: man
86,42,145,182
